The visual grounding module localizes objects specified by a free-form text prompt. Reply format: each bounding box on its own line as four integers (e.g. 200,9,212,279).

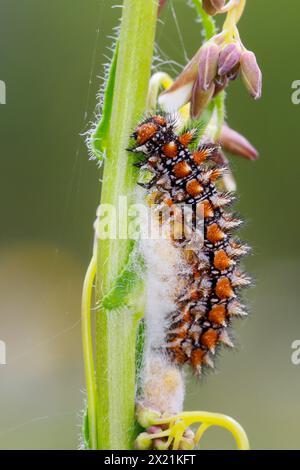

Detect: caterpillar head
129,115,174,154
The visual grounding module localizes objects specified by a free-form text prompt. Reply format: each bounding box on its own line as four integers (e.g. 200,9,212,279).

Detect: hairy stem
191,0,216,39
95,0,158,450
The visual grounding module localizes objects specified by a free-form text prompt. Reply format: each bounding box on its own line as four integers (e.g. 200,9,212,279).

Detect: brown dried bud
202,0,226,15
219,123,259,160
211,0,226,8
218,42,241,76
240,50,262,100
198,42,220,91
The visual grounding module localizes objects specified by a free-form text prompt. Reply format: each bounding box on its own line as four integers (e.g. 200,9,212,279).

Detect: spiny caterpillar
129,114,250,376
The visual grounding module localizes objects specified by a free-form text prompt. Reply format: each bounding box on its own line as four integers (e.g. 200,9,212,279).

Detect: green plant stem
95,0,158,450
191,0,216,40
215,91,226,138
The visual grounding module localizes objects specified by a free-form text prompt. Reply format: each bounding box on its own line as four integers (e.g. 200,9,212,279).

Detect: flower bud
136,403,161,428
153,438,169,450
191,80,215,119
240,50,262,100
219,124,259,160
198,42,220,91
134,432,153,450
202,0,225,15
179,437,195,450
218,43,241,76
184,428,195,440
147,426,162,434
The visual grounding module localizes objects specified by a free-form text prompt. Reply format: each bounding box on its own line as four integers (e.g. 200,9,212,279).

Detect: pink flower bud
219,124,259,160
153,438,169,450
191,80,215,119
198,42,220,91
202,0,225,15
218,43,241,76
147,426,162,434
240,50,262,100
179,437,195,450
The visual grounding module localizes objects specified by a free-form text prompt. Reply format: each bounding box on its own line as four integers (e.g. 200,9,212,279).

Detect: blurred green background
0,0,299,450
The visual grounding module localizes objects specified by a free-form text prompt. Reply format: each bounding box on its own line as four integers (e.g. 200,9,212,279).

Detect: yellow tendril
147,410,250,450
81,255,97,449
194,422,211,445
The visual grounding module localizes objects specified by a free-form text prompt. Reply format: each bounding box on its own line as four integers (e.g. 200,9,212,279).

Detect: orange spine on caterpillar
128,114,251,376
